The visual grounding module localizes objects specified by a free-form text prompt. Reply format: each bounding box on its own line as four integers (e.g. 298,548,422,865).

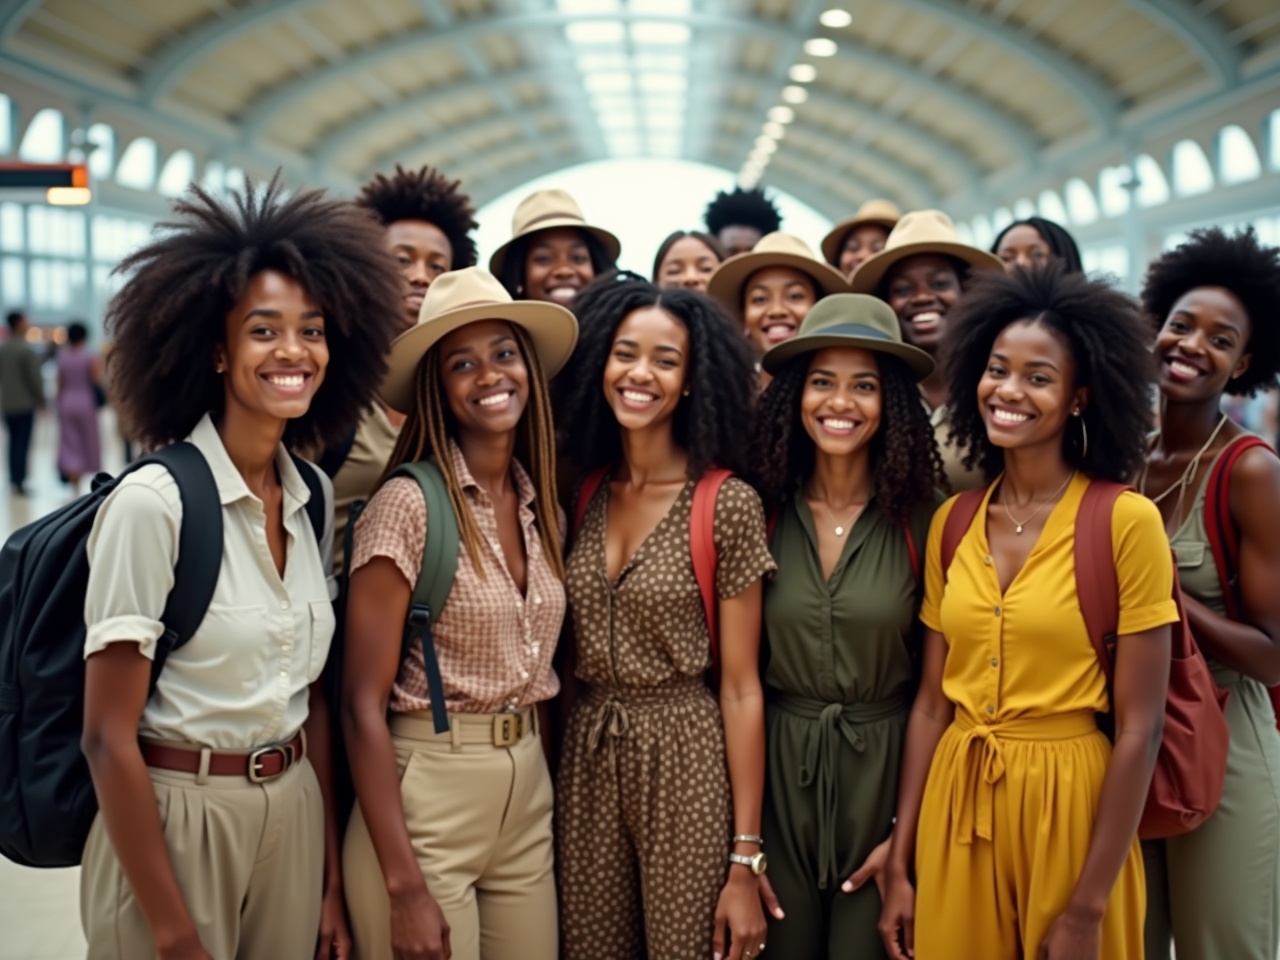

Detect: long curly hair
559,276,756,480
357,164,478,268
942,261,1154,483
1141,226,1280,397
105,174,404,451
750,351,944,527
703,186,782,236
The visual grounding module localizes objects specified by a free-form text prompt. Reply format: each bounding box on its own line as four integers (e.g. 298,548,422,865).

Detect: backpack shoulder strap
389,459,459,733
317,426,358,479
904,526,921,582
574,466,611,538
1205,435,1273,621
1073,480,1129,674
691,468,733,665
290,453,327,545
940,488,986,579
143,443,224,676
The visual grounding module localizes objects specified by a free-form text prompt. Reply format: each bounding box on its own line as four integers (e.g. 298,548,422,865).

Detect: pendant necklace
813,496,867,537
1002,471,1075,535
1138,414,1228,524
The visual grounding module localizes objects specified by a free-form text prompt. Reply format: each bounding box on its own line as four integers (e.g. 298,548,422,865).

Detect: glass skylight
567,21,626,44
631,22,691,44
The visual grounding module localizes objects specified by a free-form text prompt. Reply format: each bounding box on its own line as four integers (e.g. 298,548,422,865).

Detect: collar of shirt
445,437,537,519
188,413,311,522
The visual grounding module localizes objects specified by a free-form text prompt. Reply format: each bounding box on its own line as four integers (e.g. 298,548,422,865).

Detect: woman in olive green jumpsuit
748,294,945,957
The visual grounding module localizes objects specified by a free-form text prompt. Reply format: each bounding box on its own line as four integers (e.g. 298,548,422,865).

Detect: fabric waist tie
950,710,1099,845
585,678,708,753
775,692,911,890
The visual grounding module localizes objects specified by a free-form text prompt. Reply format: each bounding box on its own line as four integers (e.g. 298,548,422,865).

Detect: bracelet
732,834,764,845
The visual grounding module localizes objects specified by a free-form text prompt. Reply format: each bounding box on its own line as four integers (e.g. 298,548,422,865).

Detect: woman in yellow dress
879,263,1179,960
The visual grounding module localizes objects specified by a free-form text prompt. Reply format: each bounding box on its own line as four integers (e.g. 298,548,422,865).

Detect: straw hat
762,294,934,379
705,232,851,312
380,267,578,413
820,199,902,266
848,209,1003,295
487,189,621,277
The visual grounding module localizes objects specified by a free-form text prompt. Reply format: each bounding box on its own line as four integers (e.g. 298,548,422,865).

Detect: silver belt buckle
493,712,523,747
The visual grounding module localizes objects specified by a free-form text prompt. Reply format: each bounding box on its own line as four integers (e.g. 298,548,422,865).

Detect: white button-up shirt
84,414,336,749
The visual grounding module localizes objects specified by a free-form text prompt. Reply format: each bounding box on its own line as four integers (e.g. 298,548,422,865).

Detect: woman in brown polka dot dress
556,277,777,960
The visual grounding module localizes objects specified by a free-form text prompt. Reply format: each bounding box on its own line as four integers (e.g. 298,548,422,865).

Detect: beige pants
344,709,557,960
80,755,324,960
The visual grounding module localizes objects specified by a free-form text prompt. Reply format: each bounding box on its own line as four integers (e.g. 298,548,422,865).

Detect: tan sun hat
380,267,579,413
820,199,902,267
705,232,851,313
849,209,1003,295
487,189,621,278
761,293,934,379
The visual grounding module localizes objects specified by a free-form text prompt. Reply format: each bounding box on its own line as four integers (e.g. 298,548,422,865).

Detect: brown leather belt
140,732,306,783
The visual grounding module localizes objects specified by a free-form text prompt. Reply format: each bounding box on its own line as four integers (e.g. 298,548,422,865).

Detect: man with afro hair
320,165,479,574
1138,226,1280,960
703,185,783,258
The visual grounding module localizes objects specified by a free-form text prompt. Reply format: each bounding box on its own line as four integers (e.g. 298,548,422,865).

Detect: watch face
754,852,768,875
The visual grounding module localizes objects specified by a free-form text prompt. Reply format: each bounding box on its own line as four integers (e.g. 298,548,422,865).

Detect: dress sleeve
919,495,958,634
1112,491,1179,637
350,477,427,589
84,474,181,661
713,478,778,600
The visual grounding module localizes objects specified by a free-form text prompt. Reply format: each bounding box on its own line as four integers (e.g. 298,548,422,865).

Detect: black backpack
0,442,325,868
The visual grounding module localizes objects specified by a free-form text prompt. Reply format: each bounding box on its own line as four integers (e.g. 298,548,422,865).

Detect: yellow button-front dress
914,474,1178,959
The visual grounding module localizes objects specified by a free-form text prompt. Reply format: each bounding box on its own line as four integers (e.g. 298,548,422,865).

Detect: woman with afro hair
880,263,1177,960
703,185,783,258
79,175,405,960
1137,227,1280,960
555,277,777,960
318,164,478,575
748,294,942,958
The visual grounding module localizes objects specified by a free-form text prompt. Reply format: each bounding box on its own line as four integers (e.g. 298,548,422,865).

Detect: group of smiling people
76,163,1280,960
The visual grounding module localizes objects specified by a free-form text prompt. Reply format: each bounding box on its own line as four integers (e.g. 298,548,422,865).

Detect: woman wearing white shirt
78,177,404,960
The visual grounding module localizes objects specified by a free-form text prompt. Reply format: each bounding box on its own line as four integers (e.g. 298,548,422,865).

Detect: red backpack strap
940,488,987,579
904,526,921,582
573,466,611,539
1205,435,1272,622
691,468,733,667
1073,480,1129,674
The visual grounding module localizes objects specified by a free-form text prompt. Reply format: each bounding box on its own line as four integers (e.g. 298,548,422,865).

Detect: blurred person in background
0,309,45,496
56,321,103,494
704,186,784,258
991,217,1084,276
653,230,725,293
821,200,902,280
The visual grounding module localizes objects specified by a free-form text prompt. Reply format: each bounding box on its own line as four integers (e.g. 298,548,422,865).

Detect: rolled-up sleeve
84,480,180,660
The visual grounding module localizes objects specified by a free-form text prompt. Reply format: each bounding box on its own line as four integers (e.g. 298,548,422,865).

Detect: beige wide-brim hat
487,189,621,278
705,232,851,313
820,199,902,266
762,293,935,379
849,209,1004,295
380,267,579,413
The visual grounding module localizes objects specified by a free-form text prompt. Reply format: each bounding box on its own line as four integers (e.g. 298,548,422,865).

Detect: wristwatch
729,851,768,876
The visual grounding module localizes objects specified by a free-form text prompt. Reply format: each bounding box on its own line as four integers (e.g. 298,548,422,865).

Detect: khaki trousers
344,709,557,960
80,755,324,960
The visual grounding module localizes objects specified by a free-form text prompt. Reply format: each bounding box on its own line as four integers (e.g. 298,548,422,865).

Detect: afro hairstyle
106,173,405,452
703,186,782,237
1141,226,1280,397
559,273,757,480
991,217,1084,274
357,164,479,269
942,261,1156,484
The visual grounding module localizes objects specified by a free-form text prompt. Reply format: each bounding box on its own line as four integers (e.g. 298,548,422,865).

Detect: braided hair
378,324,564,579
751,351,944,527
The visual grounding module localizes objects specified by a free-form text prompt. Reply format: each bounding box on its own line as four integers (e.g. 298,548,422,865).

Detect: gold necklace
812,497,867,537
1138,414,1228,522
1001,471,1075,535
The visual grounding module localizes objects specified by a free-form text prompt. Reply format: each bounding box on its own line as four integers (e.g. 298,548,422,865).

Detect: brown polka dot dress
556,475,775,960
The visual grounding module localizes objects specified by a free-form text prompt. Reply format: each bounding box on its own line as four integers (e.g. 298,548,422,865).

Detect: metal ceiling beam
1123,0,1240,87
0,1,44,44
163,9,1032,156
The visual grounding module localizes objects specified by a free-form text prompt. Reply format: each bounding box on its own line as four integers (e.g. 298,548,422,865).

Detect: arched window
1097,165,1132,218
1064,178,1099,226
969,215,994,249
1171,139,1214,197
1134,154,1170,208
201,160,226,195
991,207,1014,232
224,167,246,193
1037,189,1069,225
955,222,975,245
1269,110,1280,170
157,150,196,197
86,123,115,180
116,137,158,190
1217,125,1262,185
0,95,12,154
19,108,65,163
1013,197,1036,220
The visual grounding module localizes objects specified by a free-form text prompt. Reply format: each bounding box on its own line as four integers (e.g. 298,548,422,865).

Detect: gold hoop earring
1073,410,1088,459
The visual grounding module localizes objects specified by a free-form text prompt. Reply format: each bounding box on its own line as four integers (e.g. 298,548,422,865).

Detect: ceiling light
630,22,691,44
584,72,633,92
638,72,687,92
763,121,786,139
819,9,853,28
782,85,809,104
629,0,691,13
754,136,778,154
634,53,685,71
643,96,683,113
768,105,795,123
804,38,838,57
567,21,626,43
558,0,620,11
789,64,817,83
577,53,625,71
47,187,91,205
592,94,635,113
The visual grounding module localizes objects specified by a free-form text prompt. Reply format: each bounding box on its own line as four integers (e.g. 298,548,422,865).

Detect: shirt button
993,606,1002,617
520,670,529,680
280,669,289,678
280,600,290,610
283,643,292,653
534,596,543,605
990,658,998,667
987,705,995,715
532,643,540,655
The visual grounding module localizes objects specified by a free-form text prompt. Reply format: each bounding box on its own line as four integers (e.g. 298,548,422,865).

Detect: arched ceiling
0,0,1278,216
